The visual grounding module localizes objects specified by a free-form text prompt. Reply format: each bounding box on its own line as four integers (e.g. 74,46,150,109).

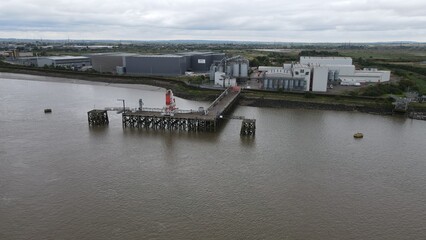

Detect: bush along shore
239,96,395,115
1,64,425,120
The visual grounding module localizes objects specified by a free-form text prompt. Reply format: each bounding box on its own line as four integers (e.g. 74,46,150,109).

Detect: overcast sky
1,0,425,42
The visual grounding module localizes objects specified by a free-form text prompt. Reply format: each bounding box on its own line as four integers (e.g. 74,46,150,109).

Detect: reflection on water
1,74,426,240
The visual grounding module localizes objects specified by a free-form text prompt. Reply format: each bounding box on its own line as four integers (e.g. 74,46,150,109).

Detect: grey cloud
0,0,425,42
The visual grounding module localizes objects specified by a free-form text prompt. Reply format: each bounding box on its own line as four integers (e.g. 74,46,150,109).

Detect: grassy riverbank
241,89,396,114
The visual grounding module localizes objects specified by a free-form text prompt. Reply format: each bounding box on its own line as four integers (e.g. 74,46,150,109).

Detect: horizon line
1,38,426,44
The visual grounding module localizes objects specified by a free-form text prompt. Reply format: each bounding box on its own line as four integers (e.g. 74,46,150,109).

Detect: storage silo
209,65,217,81
218,65,224,73
240,63,248,77
263,79,268,89
232,63,240,77
226,65,232,76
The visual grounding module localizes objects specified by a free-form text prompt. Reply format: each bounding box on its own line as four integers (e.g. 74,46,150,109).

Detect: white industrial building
260,56,391,92
340,68,391,85
214,72,237,87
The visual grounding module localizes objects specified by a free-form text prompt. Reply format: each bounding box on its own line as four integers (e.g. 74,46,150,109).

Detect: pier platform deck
122,87,241,131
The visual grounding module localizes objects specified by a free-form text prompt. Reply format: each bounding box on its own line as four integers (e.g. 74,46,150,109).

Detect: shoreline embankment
1,68,425,120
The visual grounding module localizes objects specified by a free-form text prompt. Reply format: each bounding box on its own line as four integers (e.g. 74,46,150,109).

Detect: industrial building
37,56,91,69
300,56,353,66
210,56,249,87
260,64,310,92
87,52,137,73
299,57,390,85
177,52,225,72
340,68,391,85
259,56,391,92
85,51,225,76
14,57,39,67
125,55,187,76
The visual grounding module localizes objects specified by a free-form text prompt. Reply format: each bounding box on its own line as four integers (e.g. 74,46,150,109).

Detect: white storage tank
209,65,217,80
226,65,232,76
233,63,240,77
240,63,248,77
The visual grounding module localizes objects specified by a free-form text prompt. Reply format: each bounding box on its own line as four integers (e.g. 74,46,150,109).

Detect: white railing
106,106,205,115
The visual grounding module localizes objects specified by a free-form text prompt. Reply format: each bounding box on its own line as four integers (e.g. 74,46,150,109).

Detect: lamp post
117,99,125,114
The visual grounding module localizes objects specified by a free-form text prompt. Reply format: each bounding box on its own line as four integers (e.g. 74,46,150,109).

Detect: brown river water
1,73,425,240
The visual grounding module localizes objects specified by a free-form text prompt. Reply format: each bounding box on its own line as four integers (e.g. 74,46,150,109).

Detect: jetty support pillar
240,119,256,136
88,110,109,126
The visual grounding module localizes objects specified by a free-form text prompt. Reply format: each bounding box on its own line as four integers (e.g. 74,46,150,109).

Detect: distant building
70,45,114,50
1,50,33,59
37,56,91,69
260,56,391,92
15,57,39,66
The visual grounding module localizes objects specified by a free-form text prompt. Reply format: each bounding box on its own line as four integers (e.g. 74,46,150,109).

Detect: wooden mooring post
240,119,256,136
88,110,109,126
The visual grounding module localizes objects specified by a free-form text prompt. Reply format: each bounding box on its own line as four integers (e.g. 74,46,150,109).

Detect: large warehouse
86,51,225,76
125,55,187,76
87,53,137,73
